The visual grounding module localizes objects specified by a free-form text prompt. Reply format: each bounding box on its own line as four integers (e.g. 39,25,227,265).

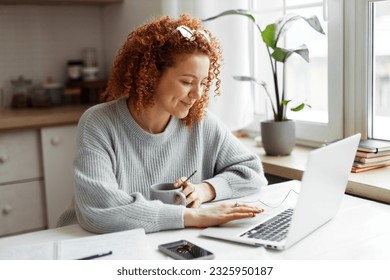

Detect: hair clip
175,25,211,43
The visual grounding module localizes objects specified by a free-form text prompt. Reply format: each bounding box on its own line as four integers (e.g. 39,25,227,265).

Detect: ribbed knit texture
57,98,268,233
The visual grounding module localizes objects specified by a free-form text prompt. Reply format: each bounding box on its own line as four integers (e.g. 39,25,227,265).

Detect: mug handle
175,190,187,206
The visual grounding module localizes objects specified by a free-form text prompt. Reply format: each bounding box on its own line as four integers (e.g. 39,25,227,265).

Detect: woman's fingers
183,184,195,196
173,177,187,188
217,202,263,219
216,204,264,224
183,203,265,228
189,199,201,209
175,181,197,206
229,204,264,214
225,212,257,220
183,187,199,207
217,202,263,213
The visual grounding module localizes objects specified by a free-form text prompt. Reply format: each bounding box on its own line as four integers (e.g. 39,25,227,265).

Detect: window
284,3,328,124
345,0,390,142
370,0,390,140
250,0,343,145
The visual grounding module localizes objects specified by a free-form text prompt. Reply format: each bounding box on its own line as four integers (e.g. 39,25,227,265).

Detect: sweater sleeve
203,115,268,201
74,147,185,234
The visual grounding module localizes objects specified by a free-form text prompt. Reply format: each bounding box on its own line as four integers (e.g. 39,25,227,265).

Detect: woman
58,14,268,234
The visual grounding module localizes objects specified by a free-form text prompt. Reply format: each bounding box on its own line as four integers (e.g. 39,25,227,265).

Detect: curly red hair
102,13,222,127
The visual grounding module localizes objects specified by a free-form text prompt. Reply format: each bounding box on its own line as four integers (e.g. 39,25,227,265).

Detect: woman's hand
174,177,216,208
183,202,264,228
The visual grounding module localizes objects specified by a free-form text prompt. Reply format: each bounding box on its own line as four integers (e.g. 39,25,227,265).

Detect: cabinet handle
0,155,9,163
51,136,61,146
2,205,12,215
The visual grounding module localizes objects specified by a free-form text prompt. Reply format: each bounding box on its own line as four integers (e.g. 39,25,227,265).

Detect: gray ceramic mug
150,183,186,206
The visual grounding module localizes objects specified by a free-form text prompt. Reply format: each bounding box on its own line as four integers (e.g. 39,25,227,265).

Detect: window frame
292,0,344,145
367,0,390,141
344,0,389,141
247,0,344,146
344,0,369,139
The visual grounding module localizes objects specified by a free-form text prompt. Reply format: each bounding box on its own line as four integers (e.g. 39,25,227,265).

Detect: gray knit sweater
57,98,268,233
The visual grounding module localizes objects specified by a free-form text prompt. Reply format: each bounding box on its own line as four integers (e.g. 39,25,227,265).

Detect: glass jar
83,47,97,67
44,81,63,106
11,76,32,108
67,60,84,81
31,87,51,108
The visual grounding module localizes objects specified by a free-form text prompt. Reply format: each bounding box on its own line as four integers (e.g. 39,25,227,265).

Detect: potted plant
203,9,325,155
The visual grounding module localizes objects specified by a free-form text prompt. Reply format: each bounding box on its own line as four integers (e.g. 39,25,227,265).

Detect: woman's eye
182,81,192,85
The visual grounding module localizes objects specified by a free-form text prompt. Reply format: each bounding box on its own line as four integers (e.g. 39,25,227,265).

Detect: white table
0,181,389,260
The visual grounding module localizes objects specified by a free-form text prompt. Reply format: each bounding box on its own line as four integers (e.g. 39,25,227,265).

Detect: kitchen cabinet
0,106,84,237
0,0,122,5
0,130,46,236
0,181,46,236
0,129,43,184
41,125,77,228
0,125,78,236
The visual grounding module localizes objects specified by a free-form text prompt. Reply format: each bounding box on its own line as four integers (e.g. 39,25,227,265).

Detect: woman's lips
181,101,194,107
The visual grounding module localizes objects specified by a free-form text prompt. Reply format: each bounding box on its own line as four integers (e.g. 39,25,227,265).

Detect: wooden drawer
0,180,46,236
41,125,77,228
0,129,43,184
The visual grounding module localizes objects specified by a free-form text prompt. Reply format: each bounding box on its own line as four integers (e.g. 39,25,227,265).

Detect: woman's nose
189,85,202,100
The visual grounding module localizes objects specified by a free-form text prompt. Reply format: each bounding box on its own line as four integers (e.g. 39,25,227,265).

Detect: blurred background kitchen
0,0,160,108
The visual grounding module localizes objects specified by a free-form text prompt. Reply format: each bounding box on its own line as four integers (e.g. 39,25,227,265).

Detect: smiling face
153,52,210,120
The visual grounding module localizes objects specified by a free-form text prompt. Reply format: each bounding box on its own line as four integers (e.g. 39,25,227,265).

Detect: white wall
101,0,163,77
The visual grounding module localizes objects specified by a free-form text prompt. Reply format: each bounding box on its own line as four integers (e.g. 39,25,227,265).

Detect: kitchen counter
0,105,90,132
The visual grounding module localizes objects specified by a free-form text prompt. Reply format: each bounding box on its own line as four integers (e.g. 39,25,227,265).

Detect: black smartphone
158,240,214,260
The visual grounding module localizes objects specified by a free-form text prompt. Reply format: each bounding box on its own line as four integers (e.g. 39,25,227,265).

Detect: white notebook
0,228,151,260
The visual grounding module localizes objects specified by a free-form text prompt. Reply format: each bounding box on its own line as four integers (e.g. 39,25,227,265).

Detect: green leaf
272,45,309,63
261,24,276,48
202,9,256,23
203,9,264,36
291,103,306,112
274,14,325,46
293,45,310,62
303,15,325,35
272,48,291,62
281,100,292,106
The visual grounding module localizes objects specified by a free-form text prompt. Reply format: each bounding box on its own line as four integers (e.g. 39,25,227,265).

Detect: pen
178,170,197,188
77,250,113,260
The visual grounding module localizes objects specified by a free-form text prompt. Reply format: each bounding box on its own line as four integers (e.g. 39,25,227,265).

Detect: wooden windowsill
239,136,390,204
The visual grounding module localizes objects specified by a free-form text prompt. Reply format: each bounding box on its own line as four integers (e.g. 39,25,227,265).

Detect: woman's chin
175,110,190,119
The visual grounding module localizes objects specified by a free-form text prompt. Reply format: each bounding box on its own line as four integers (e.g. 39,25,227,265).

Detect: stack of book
353,139,390,173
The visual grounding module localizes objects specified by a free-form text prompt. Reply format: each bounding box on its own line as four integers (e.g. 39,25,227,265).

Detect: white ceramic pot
260,120,295,156
82,67,99,81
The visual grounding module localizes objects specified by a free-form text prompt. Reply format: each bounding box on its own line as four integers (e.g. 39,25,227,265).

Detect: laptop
200,133,361,250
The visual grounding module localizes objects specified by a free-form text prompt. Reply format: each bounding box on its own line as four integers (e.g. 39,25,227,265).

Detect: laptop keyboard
240,208,294,242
